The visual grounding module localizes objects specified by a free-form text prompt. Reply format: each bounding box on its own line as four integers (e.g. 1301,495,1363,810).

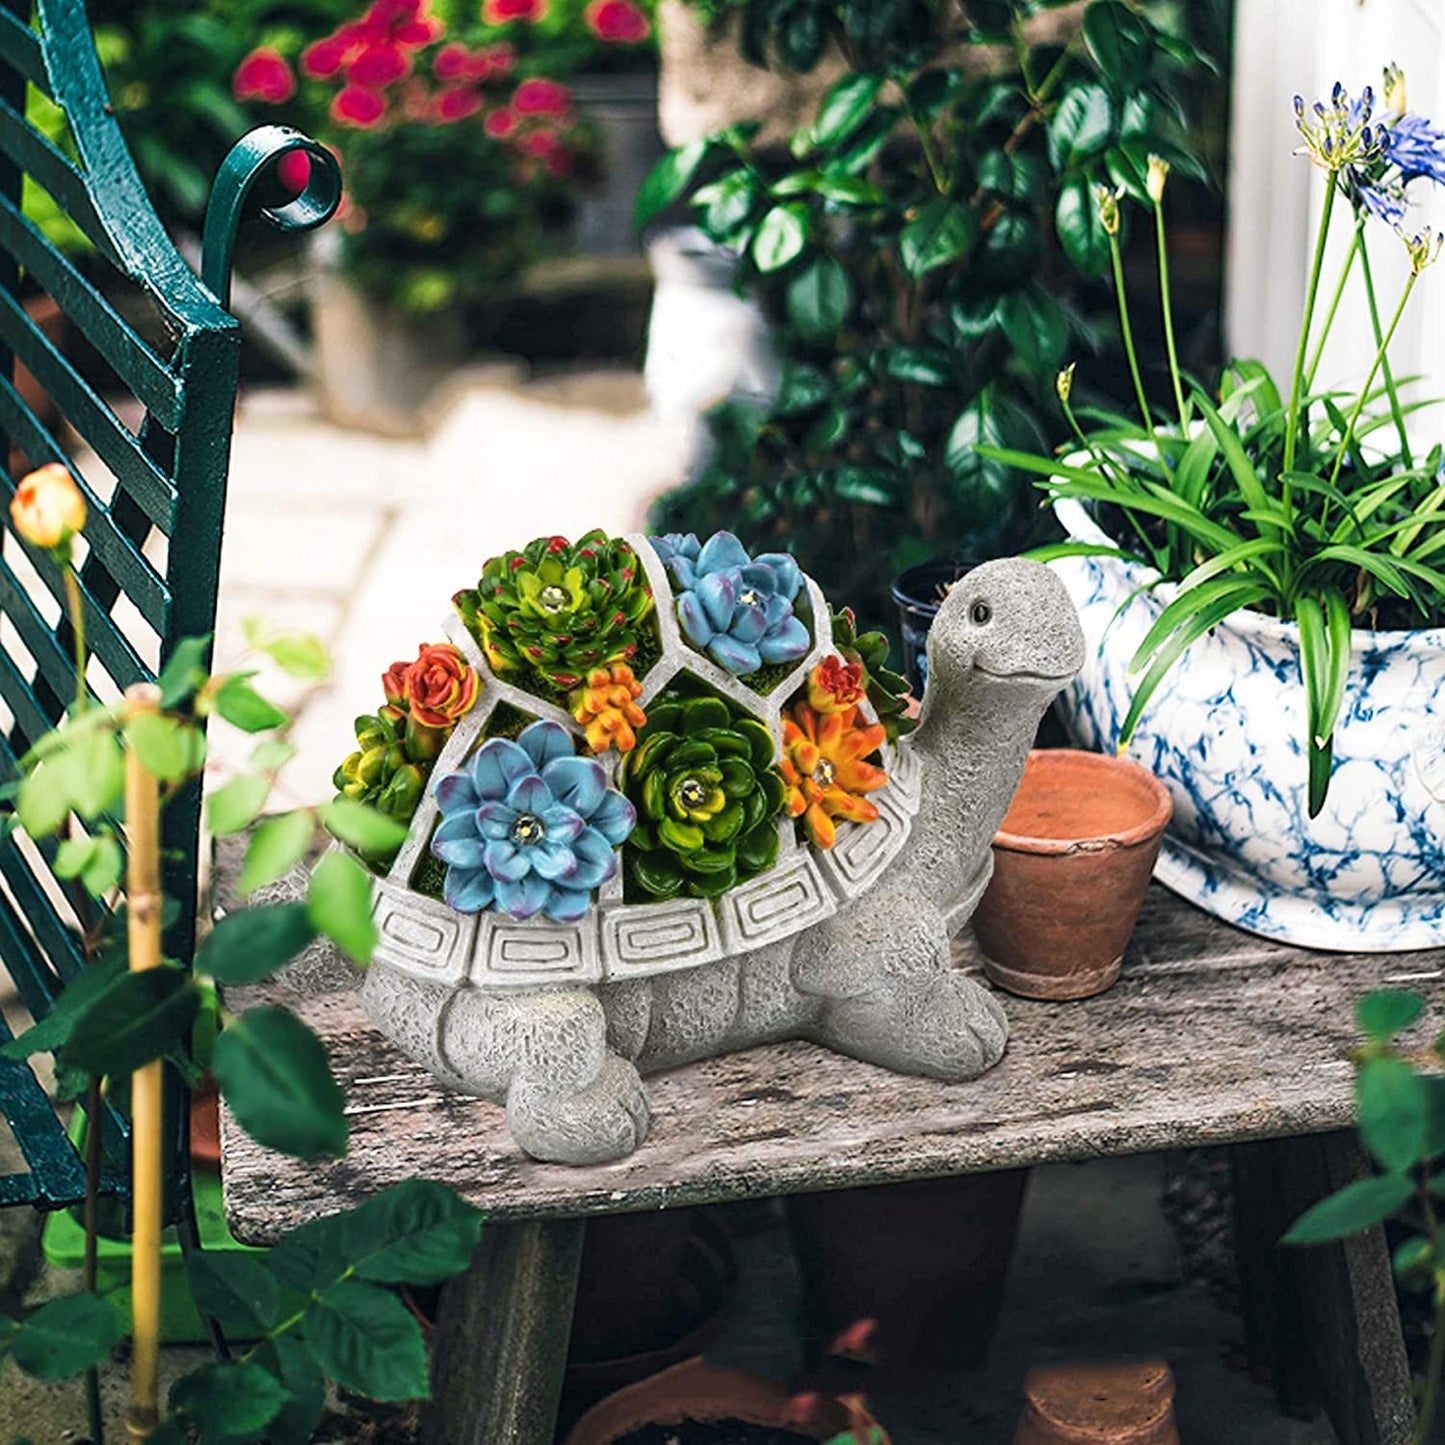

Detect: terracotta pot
786,1170,1028,1374
10,293,66,475
973,750,1172,1002
189,1080,221,1173
1015,1360,1180,1444
564,1355,882,1445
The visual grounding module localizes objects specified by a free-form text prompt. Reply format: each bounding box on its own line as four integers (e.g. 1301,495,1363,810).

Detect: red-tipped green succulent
780,702,888,850
831,608,915,741
455,529,654,693
622,691,786,901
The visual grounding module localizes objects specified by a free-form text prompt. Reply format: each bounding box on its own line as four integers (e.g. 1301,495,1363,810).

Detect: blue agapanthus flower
431,719,635,922
1296,72,1445,231
649,531,810,676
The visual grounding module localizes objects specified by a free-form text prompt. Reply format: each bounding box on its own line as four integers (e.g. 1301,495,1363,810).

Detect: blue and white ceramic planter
1049,497,1445,952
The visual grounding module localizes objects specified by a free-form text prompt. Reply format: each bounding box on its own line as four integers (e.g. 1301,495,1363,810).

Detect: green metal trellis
0,0,339,1212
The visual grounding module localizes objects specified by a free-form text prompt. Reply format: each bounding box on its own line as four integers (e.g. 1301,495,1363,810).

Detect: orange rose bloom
571,663,646,754
780,702,887,849
403,643,480,728
11,463,86,552
807,655,866,714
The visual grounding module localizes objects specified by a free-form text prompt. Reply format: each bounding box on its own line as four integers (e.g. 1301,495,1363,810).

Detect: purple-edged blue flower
430,719,635,922
649,531,810,676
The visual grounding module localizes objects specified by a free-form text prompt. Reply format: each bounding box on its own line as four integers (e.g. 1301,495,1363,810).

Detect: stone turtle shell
372,533,923,992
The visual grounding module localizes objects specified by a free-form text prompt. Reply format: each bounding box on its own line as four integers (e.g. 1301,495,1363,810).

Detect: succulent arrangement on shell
334,526,915,923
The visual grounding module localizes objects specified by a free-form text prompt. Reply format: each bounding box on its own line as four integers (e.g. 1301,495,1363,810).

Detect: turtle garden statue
331,529,1085,1164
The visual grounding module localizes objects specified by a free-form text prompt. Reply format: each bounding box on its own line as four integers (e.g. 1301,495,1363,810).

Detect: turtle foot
814,968,1008,1081
507,1054,653,1164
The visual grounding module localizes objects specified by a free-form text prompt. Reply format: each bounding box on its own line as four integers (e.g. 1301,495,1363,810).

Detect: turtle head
921,557,1084,712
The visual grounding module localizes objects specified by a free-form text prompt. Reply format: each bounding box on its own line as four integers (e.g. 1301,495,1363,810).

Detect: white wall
1227,0,1445,415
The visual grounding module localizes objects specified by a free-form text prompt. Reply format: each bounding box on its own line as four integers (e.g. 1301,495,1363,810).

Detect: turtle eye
970,600,992,625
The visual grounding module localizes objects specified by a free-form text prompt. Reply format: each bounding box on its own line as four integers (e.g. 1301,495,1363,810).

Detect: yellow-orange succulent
780,701,887,849
572,663,646,754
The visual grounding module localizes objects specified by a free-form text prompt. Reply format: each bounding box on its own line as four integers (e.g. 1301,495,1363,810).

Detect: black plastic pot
889,559,979,696
786,1170,1028,1375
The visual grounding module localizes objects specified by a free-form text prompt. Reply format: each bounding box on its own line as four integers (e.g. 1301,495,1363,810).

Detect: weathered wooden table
221,886,1434,1445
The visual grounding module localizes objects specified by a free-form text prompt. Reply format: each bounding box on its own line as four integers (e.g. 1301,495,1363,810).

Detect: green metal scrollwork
201,125,343,310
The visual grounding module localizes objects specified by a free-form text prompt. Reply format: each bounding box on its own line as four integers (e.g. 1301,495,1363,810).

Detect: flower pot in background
1015,1360,1179,1445
889,558,979,696
310,232,469,437
786,1170,1028,1375
565,1354,880,1445
564,1210,737,1416
1050,495,1445,951
973,749,1171,1002
642,226,778,461
572,71,665,254
10,293,66,475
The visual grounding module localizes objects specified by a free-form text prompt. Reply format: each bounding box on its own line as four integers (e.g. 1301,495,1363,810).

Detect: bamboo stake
123,682,163,1445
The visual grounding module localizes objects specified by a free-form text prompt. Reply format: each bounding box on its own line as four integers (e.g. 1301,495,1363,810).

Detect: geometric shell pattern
373,532,922,992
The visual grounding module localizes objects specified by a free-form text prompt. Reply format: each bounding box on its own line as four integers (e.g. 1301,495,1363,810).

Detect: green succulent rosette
623,692,786,901
334,710,427,860
454,529,654,693
831,607,916,741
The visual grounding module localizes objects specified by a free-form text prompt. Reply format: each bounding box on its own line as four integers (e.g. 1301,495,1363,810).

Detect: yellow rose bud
11,462,86,553
1146,154,1170,203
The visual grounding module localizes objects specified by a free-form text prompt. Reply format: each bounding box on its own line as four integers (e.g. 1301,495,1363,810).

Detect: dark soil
614,1425,814,1445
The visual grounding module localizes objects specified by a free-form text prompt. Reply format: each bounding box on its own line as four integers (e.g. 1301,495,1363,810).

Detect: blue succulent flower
648,531,811,676
430,719,635,922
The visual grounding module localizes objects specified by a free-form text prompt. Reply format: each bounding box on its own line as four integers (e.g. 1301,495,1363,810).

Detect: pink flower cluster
234,0,649,148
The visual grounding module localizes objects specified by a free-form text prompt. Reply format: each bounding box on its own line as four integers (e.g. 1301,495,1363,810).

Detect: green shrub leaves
6,1293,125,1379
212,1007,348,1160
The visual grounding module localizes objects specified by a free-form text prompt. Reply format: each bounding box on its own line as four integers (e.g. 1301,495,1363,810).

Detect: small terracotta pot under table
973,749,1172,1001
1015,1360,1180,1444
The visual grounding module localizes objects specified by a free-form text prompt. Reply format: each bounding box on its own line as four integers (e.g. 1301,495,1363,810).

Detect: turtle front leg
468,989,651,1165
362,966,652,1164
795,888,1009,1081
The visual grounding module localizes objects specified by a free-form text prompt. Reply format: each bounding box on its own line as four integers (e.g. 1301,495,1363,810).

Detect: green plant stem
1284,179,1340,507
1421,1282,1445,1444
62,564,86,713
62,553,100,1441
897,71,947,195
1108,231,1158,452
83,1075,104,1445
1328,272,1416,491
1305,228,1360,389
1356,221,1414,468
1152,196,1188,431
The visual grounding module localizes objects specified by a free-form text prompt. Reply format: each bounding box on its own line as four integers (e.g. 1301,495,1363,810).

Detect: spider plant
982,69,1445,817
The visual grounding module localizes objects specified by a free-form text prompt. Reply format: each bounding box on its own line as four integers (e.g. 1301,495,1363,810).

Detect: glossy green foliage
1,1180,483,1435
1284,989,1445,1442
644,0,1215,637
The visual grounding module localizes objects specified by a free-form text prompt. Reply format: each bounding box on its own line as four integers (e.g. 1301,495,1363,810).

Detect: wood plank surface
220,885,1445,1243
